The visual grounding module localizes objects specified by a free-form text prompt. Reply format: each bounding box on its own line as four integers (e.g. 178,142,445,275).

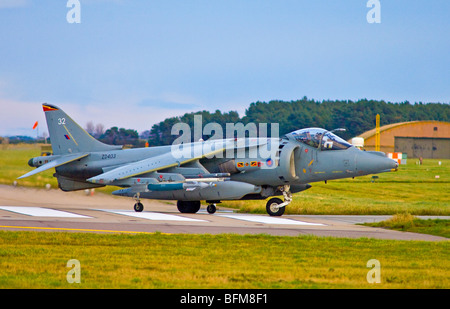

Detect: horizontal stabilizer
18,153,89,179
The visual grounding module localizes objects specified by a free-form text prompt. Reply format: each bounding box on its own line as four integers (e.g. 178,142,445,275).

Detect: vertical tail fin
42,103,121,155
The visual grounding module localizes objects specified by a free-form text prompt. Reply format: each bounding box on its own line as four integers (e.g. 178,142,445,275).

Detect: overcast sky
0,0,449,137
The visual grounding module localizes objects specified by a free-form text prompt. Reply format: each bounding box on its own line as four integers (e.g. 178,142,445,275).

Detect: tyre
177,201,201,213
266,198,285,216
134,202,144,212
206,204,217,214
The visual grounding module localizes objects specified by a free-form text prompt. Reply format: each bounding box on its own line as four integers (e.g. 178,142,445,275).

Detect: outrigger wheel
206,204,217,214
134,202,144,212
266,197,285,216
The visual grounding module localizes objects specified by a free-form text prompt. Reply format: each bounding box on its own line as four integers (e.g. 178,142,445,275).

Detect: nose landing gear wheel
266,198,285,216
206,204,217,214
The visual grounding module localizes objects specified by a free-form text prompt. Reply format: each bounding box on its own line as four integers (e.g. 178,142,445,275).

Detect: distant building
355,121,450,159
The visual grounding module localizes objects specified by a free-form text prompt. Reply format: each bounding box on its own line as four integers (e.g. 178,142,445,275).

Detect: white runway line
218,214,325,226
0,206,91,218
101,210,207,222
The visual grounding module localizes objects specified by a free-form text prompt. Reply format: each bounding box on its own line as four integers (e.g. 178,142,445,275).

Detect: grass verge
362,214,450,238
0,231,448,289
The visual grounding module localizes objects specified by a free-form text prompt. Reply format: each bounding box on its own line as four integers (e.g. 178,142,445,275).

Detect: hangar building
356,121,450,159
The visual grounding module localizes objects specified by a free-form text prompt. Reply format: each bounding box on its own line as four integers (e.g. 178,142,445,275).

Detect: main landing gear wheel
266,198,285,216
177,201,201,214
206,204,217,214
134,202,144,212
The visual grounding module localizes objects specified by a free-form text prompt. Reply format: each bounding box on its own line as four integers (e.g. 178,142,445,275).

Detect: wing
87,152,182,184
87,140,233,184
18,153,89,179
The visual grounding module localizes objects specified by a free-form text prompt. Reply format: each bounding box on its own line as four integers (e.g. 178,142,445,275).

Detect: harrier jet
19,104,398,216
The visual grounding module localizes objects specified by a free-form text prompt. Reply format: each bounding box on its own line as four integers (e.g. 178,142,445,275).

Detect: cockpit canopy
285,128,352,150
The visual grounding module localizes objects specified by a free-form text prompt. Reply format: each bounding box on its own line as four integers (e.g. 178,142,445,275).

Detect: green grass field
0,144,58,188
0,231,448,289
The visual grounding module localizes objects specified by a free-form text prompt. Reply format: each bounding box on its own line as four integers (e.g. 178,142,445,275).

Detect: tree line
78,98,448,147
146,98,449,146
5,98,446,146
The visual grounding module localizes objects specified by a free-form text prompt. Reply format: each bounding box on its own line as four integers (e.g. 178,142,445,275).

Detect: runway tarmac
0,185,448,241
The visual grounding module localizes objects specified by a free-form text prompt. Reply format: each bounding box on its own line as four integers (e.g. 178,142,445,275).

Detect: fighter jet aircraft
19,104,398,216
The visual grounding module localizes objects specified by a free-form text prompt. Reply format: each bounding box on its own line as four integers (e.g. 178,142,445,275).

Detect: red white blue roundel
266,158,273,167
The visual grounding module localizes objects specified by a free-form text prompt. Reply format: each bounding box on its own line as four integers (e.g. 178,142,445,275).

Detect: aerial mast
375,114,380,152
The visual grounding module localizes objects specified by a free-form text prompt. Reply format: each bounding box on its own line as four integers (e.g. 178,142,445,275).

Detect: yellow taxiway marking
0,225,170,234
